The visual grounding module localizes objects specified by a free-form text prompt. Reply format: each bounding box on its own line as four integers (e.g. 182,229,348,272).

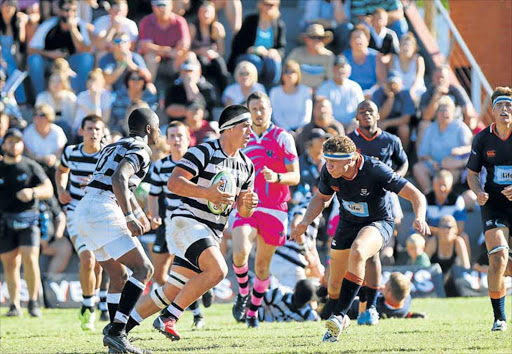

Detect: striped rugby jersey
149,155,181,217
60,143,102,211
258,284,318,322
87,136,152,195
173,139,255,239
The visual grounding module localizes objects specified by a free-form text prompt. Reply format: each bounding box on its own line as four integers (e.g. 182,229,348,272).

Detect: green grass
1,297,511,353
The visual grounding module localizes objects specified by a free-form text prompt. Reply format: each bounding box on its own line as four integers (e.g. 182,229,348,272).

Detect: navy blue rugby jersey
318,155,408,224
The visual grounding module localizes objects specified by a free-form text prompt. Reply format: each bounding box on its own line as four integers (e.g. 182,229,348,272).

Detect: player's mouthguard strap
488,245,509,256
492,96,512,109
219,112,251,132
324,152,355,160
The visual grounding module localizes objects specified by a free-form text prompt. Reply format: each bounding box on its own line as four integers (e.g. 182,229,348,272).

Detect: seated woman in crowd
388,32,426,102
189,1,229,95
269,60,312,131
222,60,265,106
228,0,285,88
413,96,473,194
343,24,384,98
35,72,77,139
426,215,470,277
110,69,157,135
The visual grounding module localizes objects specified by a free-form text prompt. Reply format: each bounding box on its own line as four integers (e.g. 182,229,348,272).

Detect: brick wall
450,0,512,90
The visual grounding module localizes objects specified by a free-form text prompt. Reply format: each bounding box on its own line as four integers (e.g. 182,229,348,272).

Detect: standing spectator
0,0,27,103
110,69,157,135
222,60,265,106
164,55,217,122
414,96,473,194
212,0,242,35
368,8,398,59
372,70,416,150
139,0,190,91
92,0,138,53
287,24,335,90
35,72,77,139
317,55,364,133
294,96,345,156
189,1,229,95
23,104,67,179
98,31,151,93
0,128,54,317
228,0,285,89
269,60,312,132
343,24,384,97
184,101,217,146
419,65,477,135
28,0,94,94
73,69,112,136
389,33,426,102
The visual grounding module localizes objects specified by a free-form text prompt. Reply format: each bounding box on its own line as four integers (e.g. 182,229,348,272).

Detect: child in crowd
406,233,431,267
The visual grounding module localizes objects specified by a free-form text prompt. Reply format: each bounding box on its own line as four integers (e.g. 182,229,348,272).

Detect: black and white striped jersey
60,143,102,211
87,136,152,195
275,196,320,268
173,139,255,239
149,155,181,217
258,285,318,322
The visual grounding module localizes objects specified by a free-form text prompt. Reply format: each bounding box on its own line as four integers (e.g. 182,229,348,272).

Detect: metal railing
432,0,494,125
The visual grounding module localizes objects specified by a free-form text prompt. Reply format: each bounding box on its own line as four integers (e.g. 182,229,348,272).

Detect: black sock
109,278,145,336
108,302,119,324
333,273,363,317
320,297,337,320
358,286,368,303
125,317,140,333
366,287,378,309
491,296,506,321
81,295,94,315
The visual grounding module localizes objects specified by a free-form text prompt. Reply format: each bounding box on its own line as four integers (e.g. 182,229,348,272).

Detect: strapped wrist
125,212,136,223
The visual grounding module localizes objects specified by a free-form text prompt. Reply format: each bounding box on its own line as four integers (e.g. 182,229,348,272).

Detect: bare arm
398,182,430,235
34,178,54,200
236,187,258,218
379,96,394,120
455,236,471,269
55,165,72,205
261,160,300,186
333,0,347,24
69,21,92,53
396,159,409,178
425,237,436,258
226,0,242,33
290,191,334,241
467,169,489,206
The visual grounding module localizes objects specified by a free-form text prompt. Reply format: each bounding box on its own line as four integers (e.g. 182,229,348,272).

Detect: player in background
148,121,208,329
466,86,512,332
347,100,408,325
122,105,257,341
56,115,106,331
291,135,429,343
231,91,300,328
74,108,159,354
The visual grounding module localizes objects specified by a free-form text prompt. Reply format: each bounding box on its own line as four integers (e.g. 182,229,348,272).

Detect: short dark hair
293,279,316,309
491,86,512,103
166,120,189,136
246,91,270,108
323,135,357,155
58,0,76,9
81,114,104,129
128,107,158,132
124,70,148,90
218,105,250,133
351,24,370,41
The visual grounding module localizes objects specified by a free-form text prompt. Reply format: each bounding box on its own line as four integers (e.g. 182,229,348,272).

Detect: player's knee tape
167,271,189,290
150,287,171,309
488,245,509,256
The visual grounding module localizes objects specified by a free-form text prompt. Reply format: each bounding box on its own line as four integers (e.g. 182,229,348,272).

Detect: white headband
219,112,251,132
492,96,512,109
324,152,355,160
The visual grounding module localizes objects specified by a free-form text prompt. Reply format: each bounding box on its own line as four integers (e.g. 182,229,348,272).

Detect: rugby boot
491,319,507,331
192,314,206,329
323,315,350,343
79,307,96,331
153,315,181,341
232,293,248,322
103,330,143,354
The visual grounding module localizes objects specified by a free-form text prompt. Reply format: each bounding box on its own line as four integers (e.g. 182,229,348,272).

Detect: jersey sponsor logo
360,188,369,196
16,173,27,182
342,200,370,217
493,166,512,185
486,150,496,158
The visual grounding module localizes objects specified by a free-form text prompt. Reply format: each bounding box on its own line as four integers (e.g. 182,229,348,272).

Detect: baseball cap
3,128,23,141
308,128,332,141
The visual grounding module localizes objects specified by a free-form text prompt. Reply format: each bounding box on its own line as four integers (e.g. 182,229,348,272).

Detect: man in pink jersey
232,91,300,328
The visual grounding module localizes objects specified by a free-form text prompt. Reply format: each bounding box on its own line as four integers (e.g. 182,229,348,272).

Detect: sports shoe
356,312,367,325
322,331,338,343
202,289,214,308
153,315,181,341
100,310,110,322
79,308,96,331
323,315,350,342
365,307,379,325
103,330,143,354
103,323,112,336
232,293,248,322
192,314,206,329
491,319,507,331
246,316,259,329
4,304,21,317
27,300,41,318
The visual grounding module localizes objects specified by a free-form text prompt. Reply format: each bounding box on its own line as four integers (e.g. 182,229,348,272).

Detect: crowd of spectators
0,0,492,302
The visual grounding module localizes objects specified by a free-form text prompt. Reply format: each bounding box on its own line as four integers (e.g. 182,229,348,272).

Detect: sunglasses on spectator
60,7,74,12
35,113,47,118
238,71,250,76
283,70,296,75
262,2,277,8
308,36,324,41
129,76,144,81
439,224,455,229
113,38,129,44
155,3,167,7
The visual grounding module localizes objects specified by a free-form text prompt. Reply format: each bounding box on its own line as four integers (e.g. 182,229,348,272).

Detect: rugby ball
208,170,236,215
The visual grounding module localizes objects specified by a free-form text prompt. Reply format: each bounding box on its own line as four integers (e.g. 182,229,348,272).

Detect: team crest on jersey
266,150,273,157
486,150,496,158
360,188,369,196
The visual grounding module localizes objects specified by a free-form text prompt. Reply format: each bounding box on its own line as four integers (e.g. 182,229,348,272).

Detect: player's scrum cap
218,105,251,132
3,128,23,142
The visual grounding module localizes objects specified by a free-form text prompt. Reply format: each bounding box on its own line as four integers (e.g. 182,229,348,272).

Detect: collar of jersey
356,128,381,141
341,153,364,181
251,123,274,143
490,123,512,141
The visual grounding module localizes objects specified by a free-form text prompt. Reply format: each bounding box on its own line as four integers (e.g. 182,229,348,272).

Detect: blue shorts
332,220,394,251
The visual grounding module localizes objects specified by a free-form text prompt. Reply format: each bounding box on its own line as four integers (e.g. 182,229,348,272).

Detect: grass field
1,297,511,353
